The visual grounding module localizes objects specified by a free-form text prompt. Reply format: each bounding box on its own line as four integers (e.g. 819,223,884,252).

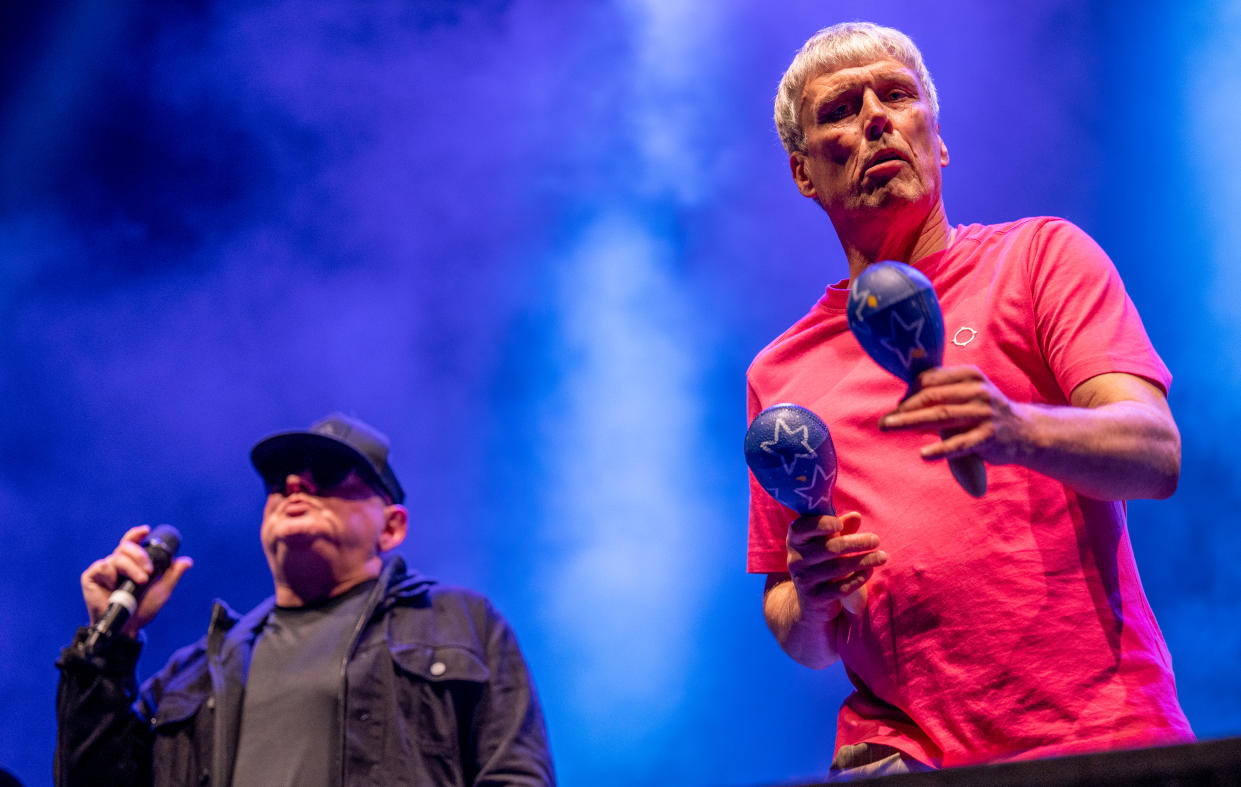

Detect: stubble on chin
857,169,934,214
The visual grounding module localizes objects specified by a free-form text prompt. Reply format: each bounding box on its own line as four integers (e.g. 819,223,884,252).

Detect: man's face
790,58,948,221
259,463,398,580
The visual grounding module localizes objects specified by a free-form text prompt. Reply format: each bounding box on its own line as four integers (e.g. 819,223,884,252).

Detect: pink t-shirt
747,218,1192,768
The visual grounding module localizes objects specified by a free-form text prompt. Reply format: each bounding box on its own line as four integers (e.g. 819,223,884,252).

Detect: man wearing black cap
55,413,555,787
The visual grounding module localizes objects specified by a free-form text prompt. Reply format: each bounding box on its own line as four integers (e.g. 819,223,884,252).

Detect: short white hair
774,22,939,155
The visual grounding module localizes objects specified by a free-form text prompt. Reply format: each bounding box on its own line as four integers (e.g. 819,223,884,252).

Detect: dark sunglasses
261,454,363,495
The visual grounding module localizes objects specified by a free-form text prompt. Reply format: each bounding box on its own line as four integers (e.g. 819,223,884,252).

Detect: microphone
846,261,986,497
84,525,182,655
745,403,864,614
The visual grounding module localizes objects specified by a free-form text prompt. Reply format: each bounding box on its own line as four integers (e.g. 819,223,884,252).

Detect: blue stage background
2,1,1239,784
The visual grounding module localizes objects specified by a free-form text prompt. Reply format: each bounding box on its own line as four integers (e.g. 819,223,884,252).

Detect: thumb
124,556,193,636
842,584,869,616
837,510,863,535
161,556,194,589
143,556,193,606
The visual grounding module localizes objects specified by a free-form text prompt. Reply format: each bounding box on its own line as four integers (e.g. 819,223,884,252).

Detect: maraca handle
942,428,987,498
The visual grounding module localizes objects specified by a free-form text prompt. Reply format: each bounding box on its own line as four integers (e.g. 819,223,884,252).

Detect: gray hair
774,22,939,155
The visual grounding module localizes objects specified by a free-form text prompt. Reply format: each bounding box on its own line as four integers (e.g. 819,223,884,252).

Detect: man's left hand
877,365,1031,465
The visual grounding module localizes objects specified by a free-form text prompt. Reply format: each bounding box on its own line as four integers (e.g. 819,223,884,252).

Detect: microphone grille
144,524,182,570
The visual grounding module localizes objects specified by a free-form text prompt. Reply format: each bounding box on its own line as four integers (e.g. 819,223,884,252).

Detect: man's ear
378,505,409,552
790,153,817,198
938,126,949,167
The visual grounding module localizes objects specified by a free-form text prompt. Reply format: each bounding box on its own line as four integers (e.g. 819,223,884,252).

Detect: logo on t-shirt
952,326,978,347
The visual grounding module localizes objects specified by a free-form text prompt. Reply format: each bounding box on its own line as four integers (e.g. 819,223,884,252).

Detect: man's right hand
763,511,886,668
81,525,193,639
787,510,887,619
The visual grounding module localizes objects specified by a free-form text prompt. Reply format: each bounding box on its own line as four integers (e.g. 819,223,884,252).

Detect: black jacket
56,558,555,787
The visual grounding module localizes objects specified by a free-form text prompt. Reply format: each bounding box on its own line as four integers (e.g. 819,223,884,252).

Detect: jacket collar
204,554,437,644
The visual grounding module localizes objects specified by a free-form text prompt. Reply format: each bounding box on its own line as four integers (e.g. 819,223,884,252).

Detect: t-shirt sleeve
745,376,796,574
1027,219,1171,398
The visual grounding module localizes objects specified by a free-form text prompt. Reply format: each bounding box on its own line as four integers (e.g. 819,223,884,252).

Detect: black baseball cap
250,413,405,504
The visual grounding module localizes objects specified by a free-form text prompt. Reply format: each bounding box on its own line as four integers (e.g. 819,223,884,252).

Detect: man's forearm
763,575,840,670
901,371,1181,502
55,629,153,787
1015,387,1180,501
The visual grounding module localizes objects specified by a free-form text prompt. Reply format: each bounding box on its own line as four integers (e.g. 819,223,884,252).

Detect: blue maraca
846,261,987,498
745,403,865,614
745,403,837,515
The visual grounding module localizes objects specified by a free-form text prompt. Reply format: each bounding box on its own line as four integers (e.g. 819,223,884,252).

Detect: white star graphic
879,311,926,370
794,462,834,512
759,416,817,475
851,288,874,333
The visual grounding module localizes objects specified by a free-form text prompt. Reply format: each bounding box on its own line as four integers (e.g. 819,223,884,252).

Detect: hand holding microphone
82,525,191,654
745,404,884,616
847,261,988,497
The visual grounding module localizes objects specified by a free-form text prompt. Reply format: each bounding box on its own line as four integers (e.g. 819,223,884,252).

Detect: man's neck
272,553,382,607
837,199,952,280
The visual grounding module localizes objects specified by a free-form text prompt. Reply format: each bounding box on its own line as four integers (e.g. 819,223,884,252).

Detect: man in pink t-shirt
751,22,1192,777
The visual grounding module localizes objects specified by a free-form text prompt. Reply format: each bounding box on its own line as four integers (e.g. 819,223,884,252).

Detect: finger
883,384,987,417
920,426,990,461
85,527,153,590
788,510,864,540
127,557,193,634
791,531,880,561
116,539,155,570
110,550,152,587
788,543,880,576
789,512,843,534
787,512,868,560
825,533,881,555
82,558,119,592
913,365,983,390
897,373,993,411
137,555,193,602
787,533,880,568
792,549,888,583
119,525,152,547
82,559,121,623
837,566,876,597
806,566,875,604
837,511,863,535
152,556,193,595
899,381,981,410
881,398,992,430
787,514,844,549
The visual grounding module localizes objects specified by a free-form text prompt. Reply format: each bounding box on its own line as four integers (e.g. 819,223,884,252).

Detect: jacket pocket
386,642,489,769
150,687,207,729
149,691,211,787
388,643,490,684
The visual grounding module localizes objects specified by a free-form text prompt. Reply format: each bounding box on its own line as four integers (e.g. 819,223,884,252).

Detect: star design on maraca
879,311,926,371
794,463,833,511
760,416,817,475
851,289,876,334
